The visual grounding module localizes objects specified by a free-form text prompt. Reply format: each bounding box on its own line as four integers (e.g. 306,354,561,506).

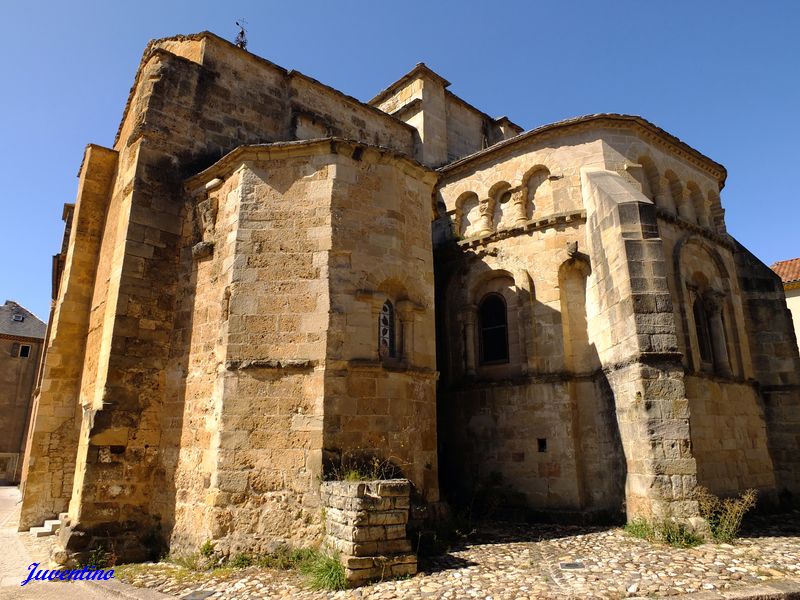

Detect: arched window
478,293,509,364
525,168,551,220
693,297,713,365
379,300,396,359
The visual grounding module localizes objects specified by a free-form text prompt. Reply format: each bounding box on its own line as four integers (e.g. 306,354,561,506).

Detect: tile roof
0,300,47,339
771,257,800,284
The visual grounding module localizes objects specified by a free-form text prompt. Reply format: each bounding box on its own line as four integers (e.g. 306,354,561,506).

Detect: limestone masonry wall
156,170,242,552
202,155,333,553
324,149,439,502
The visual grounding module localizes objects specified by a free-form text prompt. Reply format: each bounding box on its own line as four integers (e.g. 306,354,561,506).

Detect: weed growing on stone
80,544,113,568
659,520,704,548
228,553,255,568
299,551,347,591
696,487,757,543
259,546,317,570
624,518,703,548
623,519,654,540
170,553,204,571
343,469,364,481
325,451,405,482
164,544,346,590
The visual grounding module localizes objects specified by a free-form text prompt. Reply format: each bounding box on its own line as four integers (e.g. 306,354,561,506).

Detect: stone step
29,519,62,537
43,519,61,532
29,526,51,538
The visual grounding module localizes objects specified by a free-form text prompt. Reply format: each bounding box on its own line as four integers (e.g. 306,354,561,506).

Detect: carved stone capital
476,200,494,236
461,304,478,324
566,241,578,258
196,196,218,242
702,290,725,314
192,241,215,260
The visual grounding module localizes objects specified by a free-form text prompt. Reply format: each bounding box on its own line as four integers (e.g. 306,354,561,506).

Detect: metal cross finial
235,20,248,50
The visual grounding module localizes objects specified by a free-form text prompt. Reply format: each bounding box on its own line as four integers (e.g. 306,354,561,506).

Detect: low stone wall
320,479,417,586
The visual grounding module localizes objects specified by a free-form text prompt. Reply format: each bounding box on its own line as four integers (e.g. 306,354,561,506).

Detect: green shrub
228,553,255,568
81,545,111,568
199,540,215,558
299,552,347,591
696,486,757,543
343,469,363,481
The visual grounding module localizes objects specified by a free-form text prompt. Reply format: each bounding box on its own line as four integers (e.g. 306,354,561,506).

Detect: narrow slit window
379,300,396,359
478,293,509,364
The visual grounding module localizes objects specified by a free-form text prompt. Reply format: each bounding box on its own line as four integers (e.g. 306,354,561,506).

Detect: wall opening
478,293,509,364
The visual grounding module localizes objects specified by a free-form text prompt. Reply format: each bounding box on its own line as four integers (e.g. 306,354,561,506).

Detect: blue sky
1,1,798,320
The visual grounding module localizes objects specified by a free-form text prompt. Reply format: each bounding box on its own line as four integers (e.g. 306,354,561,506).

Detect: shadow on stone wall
149,221,200,558
433,244,627,525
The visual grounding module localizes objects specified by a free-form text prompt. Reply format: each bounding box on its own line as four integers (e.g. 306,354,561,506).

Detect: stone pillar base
53,514,163,567
320,479,417,586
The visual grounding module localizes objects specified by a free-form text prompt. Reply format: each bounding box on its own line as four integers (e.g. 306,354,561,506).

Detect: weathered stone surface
321,479,417,585
17,30,800,567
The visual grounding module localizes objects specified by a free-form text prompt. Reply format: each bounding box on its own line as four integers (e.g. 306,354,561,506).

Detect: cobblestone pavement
116,515,800,599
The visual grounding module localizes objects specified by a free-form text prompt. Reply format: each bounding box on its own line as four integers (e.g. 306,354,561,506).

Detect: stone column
476,199,493,236
512,187,528,226
396,303,416,365
677,189,696,223
581,167,701,526
705,292,732,377
655,177,675,214
463,306,477,377
370,300,383,359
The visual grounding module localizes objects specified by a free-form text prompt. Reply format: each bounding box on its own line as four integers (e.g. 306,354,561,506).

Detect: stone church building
19,32,800,561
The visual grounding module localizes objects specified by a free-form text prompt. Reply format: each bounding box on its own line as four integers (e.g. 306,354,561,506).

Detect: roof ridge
438,113,727,185
114,31,416,148
3,300,46,324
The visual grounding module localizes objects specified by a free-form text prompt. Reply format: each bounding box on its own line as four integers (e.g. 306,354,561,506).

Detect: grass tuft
623,519,654,540
228,553,255,568
624,518,702,548
299,551,347,591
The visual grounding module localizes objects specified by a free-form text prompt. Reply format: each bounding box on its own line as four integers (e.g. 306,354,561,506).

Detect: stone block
376,480,410,497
